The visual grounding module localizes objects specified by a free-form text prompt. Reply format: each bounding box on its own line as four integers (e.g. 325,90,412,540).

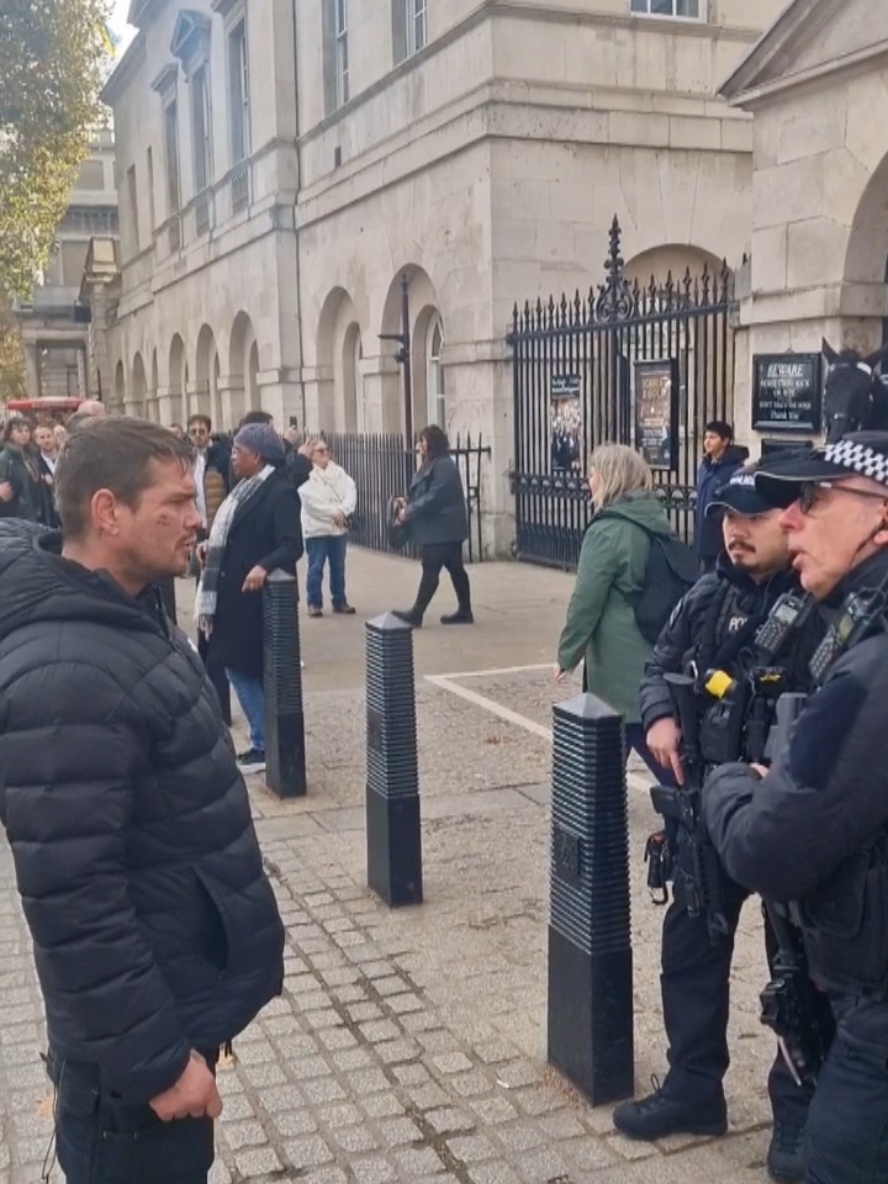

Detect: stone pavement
0,548,780,1183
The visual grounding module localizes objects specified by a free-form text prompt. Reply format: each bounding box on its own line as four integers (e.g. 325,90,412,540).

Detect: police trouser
661,869,812,1126
804,1020,888,1184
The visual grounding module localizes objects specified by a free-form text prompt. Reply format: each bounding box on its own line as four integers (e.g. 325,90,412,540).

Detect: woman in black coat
196,423,303,774
0,417,42,521
393,425,473,627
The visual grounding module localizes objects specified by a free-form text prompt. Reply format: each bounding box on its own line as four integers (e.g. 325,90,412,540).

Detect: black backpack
598,512,699,645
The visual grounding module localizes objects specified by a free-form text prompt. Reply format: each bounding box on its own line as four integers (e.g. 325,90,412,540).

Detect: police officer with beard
704,432,888,1184
614,464,828,1184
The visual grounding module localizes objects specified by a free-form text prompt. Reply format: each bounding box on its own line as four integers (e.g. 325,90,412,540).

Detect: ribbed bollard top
550,694,631,956
365,614,418,799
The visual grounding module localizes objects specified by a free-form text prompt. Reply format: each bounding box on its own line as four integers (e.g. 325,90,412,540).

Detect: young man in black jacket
614,465,827,1184
0,418,285,1184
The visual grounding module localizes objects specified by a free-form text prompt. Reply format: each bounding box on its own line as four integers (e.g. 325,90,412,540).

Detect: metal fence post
548,693,634,1105
262,569,306,798
365,613,422,907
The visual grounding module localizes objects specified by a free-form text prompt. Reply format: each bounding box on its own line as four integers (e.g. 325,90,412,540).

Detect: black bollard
262,569,306,797
547,693,634,1106
365,613,422,907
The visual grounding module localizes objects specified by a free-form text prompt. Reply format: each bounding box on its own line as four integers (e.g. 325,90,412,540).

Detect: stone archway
113,360,125,413
169,334,186,425
147,348,159,421
131,352,147,417
624,244,727,293
316,287,365,431
411,305,446,432
844,150,888,353
380,267,441,436
194,324,216,419
229,311,256,422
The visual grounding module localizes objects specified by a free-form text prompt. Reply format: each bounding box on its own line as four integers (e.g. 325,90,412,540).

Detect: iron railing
323,431,491,563
507,215,734,567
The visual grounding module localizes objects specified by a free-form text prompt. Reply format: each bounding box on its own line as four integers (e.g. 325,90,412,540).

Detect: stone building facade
103,0,782,547
15,126,118,403
722,0,888,446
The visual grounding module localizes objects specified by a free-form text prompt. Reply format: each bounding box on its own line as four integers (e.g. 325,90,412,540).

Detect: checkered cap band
823,439,888,486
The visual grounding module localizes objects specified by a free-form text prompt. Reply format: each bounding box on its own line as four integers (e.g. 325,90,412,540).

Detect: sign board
634,359,679,471
752,354,823,433
550,374,582,472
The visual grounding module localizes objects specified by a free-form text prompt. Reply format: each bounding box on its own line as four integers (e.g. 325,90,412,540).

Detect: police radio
753,591,815,661
809,582,888,685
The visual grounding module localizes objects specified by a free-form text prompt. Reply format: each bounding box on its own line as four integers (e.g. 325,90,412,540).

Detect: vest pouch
699,698,745,767
801,835,888,995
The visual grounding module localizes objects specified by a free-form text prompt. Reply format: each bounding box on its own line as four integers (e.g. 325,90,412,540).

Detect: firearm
759,693,836,1086
649,673,731,943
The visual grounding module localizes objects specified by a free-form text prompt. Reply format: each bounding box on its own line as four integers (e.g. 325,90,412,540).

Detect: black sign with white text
752,353,822,433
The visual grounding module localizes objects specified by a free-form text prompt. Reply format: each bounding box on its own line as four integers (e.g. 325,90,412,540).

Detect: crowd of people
0,396,884,1184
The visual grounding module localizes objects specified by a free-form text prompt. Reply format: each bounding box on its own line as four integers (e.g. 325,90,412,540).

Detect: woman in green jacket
555,443,674,776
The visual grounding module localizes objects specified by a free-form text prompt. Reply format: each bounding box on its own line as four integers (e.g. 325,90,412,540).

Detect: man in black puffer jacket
0,418,284,1184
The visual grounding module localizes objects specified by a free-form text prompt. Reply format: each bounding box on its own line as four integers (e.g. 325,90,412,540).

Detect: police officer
704,432,888,1184
613,463,827,1184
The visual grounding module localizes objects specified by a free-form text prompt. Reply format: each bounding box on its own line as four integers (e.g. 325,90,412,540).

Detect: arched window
426,314,445,427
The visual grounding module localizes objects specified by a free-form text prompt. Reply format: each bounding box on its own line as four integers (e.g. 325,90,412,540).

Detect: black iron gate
507,217,735,568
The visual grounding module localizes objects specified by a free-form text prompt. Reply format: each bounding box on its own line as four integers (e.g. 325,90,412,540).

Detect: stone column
256,368,302,428
216,375,246,431
301,365,332,433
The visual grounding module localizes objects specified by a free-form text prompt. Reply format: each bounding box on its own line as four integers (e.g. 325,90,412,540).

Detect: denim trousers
305,535,347,609
226,667,265,753
804,1025,888,1184
50,1053,215,1184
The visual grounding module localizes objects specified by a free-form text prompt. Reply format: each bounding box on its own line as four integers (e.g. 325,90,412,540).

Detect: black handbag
386,495,412,551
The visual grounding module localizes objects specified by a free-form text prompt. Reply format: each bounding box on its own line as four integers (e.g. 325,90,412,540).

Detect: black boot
441,609,474,625
392,608,422,628
612,1077,727,1141
767,1119,805,1183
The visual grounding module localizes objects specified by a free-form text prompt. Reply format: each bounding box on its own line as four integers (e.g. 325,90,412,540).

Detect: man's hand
0,482,13,503
150,1052,222,1122
646,717,685,786
242,565,268,592
750,763,768,779
553,665,568,684
333,510,346,528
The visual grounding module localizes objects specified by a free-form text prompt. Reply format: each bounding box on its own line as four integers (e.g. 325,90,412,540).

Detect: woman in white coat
300,441,358,616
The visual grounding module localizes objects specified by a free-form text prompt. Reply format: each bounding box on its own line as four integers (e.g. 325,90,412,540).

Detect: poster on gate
634,359,679,471
550,374,582,472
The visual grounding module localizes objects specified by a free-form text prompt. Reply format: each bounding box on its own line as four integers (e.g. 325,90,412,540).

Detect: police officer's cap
707,463,775,518
755,431,888,509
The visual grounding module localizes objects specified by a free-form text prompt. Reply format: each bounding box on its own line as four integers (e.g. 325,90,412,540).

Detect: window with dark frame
228,17,250,164
191,64,213,194
407,0,427,55
163,98,181,215
335,0,349,107
630,0,701,16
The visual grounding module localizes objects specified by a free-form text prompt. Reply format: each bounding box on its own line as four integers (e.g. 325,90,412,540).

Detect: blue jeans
305,535,347,610
227,667,265,754
805,1024,888,1183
